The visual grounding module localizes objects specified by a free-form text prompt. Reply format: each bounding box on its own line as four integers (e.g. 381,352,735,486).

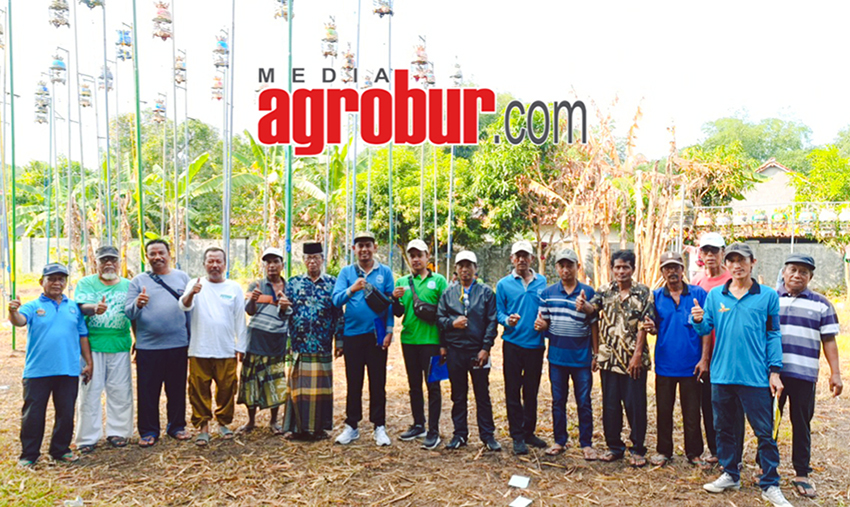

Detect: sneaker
525,435,548,449
335,424,360,445
374,426,391,446
16,459,35,469
445,435,467,450
513,439,529,455
703,472,741,493
399,424,427,441
761,486,794,507
483,437,502,452
421,431,441,450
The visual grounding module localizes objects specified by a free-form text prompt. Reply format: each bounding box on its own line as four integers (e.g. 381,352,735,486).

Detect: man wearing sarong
237,247,292,435
283,242,344,440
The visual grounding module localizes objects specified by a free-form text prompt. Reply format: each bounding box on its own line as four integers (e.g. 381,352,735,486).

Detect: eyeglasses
700,246,721,255
304,254,323,262
99,257,119,264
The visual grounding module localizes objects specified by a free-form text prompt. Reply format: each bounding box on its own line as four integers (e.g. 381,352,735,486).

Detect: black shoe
525,435,548,449
513,439,529,455
399,425,427,441
421,431,441,450
483,437,502,452
446,435,467,450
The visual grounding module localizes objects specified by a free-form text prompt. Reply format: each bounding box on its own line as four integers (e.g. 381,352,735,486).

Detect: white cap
511,240,534,256
406,239,428,253
699,232,725,249
261,247,284,260
455,250,477,265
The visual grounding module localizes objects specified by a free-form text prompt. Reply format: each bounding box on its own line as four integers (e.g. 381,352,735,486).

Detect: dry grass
0,284,849,506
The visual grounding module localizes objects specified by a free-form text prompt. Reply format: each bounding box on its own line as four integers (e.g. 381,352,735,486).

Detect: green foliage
680,141,762,206
698,116,812,171
792,145,850,202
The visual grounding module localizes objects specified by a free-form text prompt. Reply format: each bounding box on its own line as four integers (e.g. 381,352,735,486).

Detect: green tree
698,116,812,171
792,145,850,202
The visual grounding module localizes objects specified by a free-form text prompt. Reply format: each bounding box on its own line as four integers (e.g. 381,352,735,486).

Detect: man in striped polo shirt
536,248,599,460
774,253,842,498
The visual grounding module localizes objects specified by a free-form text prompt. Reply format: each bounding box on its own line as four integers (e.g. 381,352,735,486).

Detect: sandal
106,436,128,448
218,426,234,440
237,424,255,434
194,432,210,446
53,452,80,464
704,454,719,464
269,423,285,436
629,454,647,468
582,447,599,461
649,454,670,467
170,430,192,441
545,445,565,456
77,444,96,454
138,435,157,448
792,479,817,498
599,450,623,462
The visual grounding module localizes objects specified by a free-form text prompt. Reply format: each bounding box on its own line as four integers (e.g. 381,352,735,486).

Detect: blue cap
784,253,816,271
42,263,69,277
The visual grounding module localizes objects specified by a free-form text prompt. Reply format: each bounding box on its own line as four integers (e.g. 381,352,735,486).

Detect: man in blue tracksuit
496,240,548,455
332,231,395,447
692,242,792,507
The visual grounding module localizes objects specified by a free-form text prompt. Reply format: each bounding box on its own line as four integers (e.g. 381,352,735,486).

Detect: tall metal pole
71,3,87,274
8,0,16,349
432,146,437,272
227,0,236,277
160,94,166,237
171,41,179,265
130,6,145,272
102,7,113,245
366,149,371,230
446,146,454,278
49,79,56,262
351,0,361,241
284,0,294,277
60,47,72,271
183,69,190,268
387,13,394,270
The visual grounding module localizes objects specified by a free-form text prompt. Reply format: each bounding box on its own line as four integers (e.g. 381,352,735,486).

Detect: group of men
9,230,843,507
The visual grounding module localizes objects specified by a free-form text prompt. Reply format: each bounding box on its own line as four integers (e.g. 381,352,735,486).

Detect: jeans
503,341,544,441
600,369,647,456
401,343,442,433
549,364,593,448
136,346,188,439
343,333,387,429
655,375,703,459
447,347,495,442
712,383,780,489
20,376,78,462
700,372,717,456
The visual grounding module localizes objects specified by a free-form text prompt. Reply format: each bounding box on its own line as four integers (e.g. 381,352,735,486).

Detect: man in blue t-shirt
536,248,598,460
9,263,92,467
643,252,710,467
495,240,548,455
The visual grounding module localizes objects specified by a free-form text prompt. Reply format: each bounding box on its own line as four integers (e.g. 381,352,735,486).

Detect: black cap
784,253,816,271
96,245,120,260
303,242,323,255
724,242,754,261
42,263,69,277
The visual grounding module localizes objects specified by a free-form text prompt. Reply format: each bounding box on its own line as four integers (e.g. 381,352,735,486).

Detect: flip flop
106,436,128,448
629,454,647,468
237,424,255,434
170,430,192,441
544,445,565,456
649,454,670,467
582,447,599,461
138,435,157,448
600,450,623,463
77,444,96,454
269,423,285,436
195,432,210,447
218,426,234,440
792,480,817,498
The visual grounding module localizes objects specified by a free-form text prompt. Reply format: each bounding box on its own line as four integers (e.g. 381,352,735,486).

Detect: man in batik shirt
282,242,344,440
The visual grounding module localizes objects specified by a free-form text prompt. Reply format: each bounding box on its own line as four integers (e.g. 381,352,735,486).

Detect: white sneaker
335,424,360,445
703,472,741,493
374,425,391,446
762,486,794,507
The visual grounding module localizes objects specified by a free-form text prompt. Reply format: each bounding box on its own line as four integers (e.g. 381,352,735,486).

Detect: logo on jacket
719,302,731,313
427,281,436,290
376,275,385,284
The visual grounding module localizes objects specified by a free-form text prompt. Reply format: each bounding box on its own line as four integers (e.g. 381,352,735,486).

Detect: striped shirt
777,284,840,383
538,282,597,368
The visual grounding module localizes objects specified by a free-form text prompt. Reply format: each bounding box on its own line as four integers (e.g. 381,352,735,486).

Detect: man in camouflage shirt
577,249,654,467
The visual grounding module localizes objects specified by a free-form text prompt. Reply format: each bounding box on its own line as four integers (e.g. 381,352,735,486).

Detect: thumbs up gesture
691,298,704,323
95,296,108,315
277,291,291,312
191,278,203,294
8,297,21,313
136,286,149,308
575,289,591,314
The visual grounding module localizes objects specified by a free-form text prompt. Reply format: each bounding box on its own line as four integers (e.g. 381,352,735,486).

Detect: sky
3,0,850,168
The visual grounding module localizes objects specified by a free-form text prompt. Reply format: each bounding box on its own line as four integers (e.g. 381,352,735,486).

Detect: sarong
237,353,288,409
282,352,333,434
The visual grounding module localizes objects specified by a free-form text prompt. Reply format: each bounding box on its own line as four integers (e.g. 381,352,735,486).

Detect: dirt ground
0,284,849,506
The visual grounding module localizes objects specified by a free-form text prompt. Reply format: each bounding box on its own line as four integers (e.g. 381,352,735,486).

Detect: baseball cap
455,250,477,265
95,245,120,260
42,263,69,277
406,239,428,253
554,248,579,264
353,231,376,244
511,240,534,256
261,247,284,261
659,251,684,268
724,242,754,261
784,253,816,271
699,232,726,249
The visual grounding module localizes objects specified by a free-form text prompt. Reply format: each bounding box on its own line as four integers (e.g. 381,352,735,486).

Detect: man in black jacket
437,251,501,452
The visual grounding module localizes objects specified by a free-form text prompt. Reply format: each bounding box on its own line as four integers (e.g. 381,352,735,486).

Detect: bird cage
213,35,229,68
49,55,67,84
798,210,816,236
0,23,5,50
666,199,693,231
274,0,288,21
750,210,768,237
769,211,788,236
79,82,92,107
174,55,186,84
732,210,748,236
425,66,435,86
361,71,373,89
211,76,223,100
322,42,338,58
817,208,838,238
373,0,392,17
79,0,105,8
35,81,51,107
839,208,850,235
116,29,133,61
715,212,732,227
152,2,172,40
152,98,166,123
49,0,70,28
98,65,113,90
411,45,428,65
694,211,712,230
341,46,355,83
322,20,338,43
35,105,49,124
450,62,463,87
